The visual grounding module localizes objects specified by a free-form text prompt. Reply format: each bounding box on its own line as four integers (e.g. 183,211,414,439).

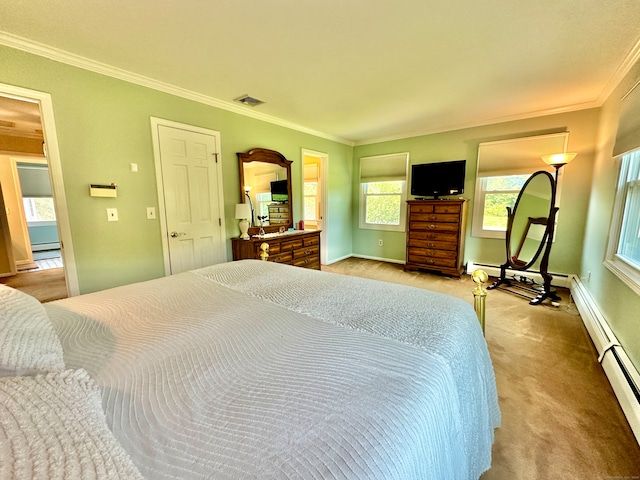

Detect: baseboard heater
466,261,572,288
571,276,640,444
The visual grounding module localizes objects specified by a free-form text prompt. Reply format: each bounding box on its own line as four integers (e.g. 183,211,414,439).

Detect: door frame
301,148,328,265
150,117,225,275
0,83,79,296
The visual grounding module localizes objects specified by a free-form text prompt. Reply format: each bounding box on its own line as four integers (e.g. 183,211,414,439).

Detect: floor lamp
244,185,255,227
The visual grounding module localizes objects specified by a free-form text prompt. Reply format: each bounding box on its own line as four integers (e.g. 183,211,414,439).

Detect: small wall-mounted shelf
90,183,117,198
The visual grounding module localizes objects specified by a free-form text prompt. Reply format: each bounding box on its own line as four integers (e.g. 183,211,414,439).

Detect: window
472,133,569,238
359,153,408,231
23,197,56,223
255,192,271,220
303,182,318,221
605,149,640,294
477,175,530,232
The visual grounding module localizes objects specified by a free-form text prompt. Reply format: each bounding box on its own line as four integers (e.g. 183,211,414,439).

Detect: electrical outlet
106,208,118,222
378,239,383,246
146,207,156,220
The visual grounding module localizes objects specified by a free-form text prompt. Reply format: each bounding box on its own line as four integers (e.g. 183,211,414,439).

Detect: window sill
604,256,640,296
358,222,404,232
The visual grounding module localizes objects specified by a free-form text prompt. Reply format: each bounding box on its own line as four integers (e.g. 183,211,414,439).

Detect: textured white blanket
46,261,500,479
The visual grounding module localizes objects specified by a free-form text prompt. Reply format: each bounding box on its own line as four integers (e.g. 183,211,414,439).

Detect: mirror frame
504,170,556,271
237,148,293,234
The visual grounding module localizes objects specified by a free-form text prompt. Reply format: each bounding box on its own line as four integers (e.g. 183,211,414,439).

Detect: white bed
1,260,500,479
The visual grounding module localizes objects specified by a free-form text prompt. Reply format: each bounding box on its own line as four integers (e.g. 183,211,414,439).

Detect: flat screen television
410,160,466,199
270,180,289,202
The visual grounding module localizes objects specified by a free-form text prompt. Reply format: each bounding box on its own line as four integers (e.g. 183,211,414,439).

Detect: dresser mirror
238,148,293,234
489,170,560,305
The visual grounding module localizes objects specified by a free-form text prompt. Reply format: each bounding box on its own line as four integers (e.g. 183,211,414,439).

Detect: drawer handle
426,260,434,264
427,234,437,239
428,224,436,229
429,215,437,220
304,249,311,254
427,243,436,247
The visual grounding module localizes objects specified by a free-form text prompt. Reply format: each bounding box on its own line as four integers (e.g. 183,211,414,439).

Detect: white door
156,123,225,274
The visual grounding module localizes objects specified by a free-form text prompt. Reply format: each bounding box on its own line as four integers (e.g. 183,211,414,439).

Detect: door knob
170,231,186,238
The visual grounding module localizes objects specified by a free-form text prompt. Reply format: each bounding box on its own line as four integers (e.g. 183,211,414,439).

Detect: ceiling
1,0,640,145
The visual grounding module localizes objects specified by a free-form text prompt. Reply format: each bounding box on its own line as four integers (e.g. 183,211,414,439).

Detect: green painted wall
2,43,637,375
581,59,640,371
353,109,600,276
0,45,353,293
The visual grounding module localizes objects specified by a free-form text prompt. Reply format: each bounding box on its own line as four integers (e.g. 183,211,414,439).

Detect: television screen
410,160,466,199
270,180,288,202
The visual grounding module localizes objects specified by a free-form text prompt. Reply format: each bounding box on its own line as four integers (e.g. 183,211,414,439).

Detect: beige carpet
322,257,640,479
0,267,68,302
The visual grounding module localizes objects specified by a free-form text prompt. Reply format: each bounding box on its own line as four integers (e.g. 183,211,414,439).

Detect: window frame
605,149,640,295
472,174,531,238
358,153,409,232
359,180,407,231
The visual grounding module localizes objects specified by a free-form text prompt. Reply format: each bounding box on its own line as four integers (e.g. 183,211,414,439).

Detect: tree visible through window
363,181,402,225
481,175,530,231
303,182,317,221
23,197,56,222
358,152,408,232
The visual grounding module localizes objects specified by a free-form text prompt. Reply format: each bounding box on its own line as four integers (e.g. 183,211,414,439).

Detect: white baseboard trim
32,242,61,252
466,261,572,288
351,254,405,265
325,253,352,265
571,276,640,444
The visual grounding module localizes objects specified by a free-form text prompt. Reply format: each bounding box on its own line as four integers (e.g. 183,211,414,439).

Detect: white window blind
360,153,408,183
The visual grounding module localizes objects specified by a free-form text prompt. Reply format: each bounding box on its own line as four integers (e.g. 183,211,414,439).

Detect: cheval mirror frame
238,148,293,236
487,170,561,306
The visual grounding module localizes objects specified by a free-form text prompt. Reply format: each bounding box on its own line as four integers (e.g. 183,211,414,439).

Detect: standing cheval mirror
488,170,560,305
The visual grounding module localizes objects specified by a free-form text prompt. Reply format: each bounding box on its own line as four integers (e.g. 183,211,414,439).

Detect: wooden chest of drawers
404,200,467,277
231,230,321,270
267,203,290,225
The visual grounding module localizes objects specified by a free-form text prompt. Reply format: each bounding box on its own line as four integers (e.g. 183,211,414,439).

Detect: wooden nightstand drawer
281,239,304,251
408,246,456,260
407,238,457,251
293,256,319,268
411,212,460,223
408,221,460,233
434,204,461,214
269,252,293,264
409,231,458,244
294,245,319,259
407,254,457,269
409,203,435,214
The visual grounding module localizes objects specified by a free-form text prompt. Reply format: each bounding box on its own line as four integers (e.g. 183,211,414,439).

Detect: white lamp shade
235,203,252,220
541,152,577,168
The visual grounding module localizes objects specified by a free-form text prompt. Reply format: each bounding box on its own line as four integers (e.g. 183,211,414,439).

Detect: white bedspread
46,260,500,480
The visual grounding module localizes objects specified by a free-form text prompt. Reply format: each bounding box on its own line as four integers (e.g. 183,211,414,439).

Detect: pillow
0,369,143,479
0,284,65,375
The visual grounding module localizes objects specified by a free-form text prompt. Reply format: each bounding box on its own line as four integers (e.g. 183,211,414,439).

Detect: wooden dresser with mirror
232,148,321,270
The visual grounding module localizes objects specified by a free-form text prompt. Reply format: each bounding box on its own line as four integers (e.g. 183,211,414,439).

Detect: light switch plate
146,207,156,219
107,208,118,222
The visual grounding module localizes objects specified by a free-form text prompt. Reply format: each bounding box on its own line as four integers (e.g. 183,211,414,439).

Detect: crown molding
353,101,600,146
599,37,640,103
0,32,354,147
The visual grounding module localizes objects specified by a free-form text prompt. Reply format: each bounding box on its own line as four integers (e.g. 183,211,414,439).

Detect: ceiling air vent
234,95,265,107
